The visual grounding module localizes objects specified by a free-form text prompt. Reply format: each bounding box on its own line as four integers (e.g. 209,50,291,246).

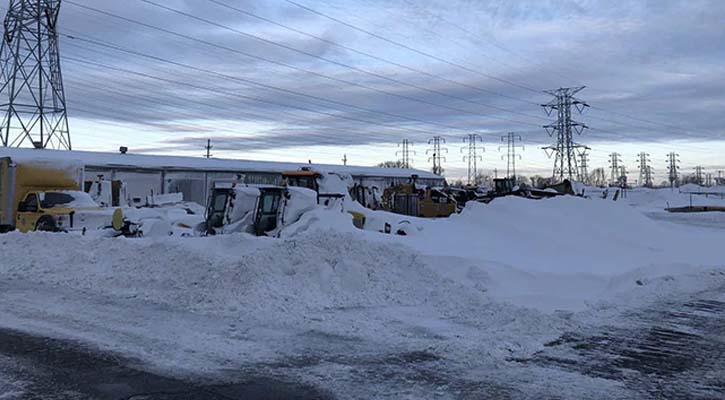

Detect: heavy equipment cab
282,170,320,192
253,188,284,236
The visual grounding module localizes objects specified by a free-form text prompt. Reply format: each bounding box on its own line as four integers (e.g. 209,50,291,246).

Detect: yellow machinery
381,175,457,218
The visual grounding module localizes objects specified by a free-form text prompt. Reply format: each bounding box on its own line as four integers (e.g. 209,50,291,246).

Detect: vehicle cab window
39,192,75,209
22,193,39,212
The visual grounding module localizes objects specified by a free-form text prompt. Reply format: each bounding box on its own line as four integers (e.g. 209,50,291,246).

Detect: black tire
35,216,57,232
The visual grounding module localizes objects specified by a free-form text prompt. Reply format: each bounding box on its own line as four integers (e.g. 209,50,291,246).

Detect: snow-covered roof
0,147,442,180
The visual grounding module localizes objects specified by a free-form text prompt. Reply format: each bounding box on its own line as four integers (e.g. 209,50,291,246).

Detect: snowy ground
0,188,724,399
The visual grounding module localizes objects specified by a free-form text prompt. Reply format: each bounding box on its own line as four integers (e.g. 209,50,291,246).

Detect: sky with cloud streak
31,0,725,181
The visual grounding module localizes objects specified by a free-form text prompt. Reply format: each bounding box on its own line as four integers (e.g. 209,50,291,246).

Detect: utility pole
205,139,213,158
578,150,590,184
462,134,483,185
637,152,653,188
427,136,447,176
694,166,705,186
666,152,680,189
0,0,71,149
542,87,589,182
499,132,523,179
609,152,624,186
705,173,713,187
396,139,414,169
342,154,347,166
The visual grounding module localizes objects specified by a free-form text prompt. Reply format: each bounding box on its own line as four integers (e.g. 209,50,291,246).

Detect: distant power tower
637,152,654,187
396,139,414,169
0,0,70,149
499,132,523,179
608,152,625,185
461,134,483,185
542,87,589,182
427,136,447,175
694,166,705,186
578,150,590,184
666,152,680,189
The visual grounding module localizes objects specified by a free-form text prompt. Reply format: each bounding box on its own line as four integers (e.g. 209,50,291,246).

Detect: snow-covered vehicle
0,157,135,234
203,183,319,236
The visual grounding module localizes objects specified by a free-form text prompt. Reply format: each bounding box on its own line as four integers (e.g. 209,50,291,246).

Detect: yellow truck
0,157,128,234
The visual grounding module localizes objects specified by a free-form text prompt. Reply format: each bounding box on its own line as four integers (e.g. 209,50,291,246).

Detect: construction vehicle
381,175,457,218
0,157,133,234
203,182,319,236
281,167,366,228
84,174,128,207
478,177,579,203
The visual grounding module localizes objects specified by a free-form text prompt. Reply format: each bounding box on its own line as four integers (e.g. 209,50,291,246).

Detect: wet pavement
513,287,725,399
0,328,332,400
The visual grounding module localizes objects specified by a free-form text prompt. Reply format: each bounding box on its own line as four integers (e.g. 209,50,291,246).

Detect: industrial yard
1,0,725,399
1,184,725,399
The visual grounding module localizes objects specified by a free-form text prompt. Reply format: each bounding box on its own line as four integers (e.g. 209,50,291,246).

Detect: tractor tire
35,216,58,232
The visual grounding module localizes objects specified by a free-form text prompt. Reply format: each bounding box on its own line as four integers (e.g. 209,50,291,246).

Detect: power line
283,0,541,94
206,0,542,108
134,0,547,126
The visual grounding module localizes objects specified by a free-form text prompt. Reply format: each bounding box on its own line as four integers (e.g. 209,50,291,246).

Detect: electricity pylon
427,136,447,175
578,149,590,184
499,132,523,179
396,139,414,168
609,152,625,185
0,0,71,149
637,152,654,188
666,152,680,189
542,87,589,182
462,133,483,185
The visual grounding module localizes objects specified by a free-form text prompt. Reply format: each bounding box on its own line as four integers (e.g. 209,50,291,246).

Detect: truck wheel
35,216,57,232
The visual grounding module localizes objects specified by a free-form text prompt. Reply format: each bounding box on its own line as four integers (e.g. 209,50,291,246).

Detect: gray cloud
42,0,724,168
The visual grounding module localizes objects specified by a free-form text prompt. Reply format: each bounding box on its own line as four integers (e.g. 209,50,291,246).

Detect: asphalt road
0,328,332,400
1,285,724,399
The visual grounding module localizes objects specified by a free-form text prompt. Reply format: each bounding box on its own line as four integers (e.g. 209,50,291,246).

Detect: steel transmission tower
0,0,70,149
427,136,447,175
461,133,483,185
694,166,705,186
499,132,523,179
396,139,414,169
666,152,680,189
542,87,589,182
578,150,590,184
608,152,625,185
637,152,654,187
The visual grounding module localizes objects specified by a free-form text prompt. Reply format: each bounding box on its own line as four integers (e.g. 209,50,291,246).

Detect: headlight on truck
112,208,124,231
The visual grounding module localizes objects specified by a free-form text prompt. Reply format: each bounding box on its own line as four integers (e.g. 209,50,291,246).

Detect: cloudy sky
32,0,725,181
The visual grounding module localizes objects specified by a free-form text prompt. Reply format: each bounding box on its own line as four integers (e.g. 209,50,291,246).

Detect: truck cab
15,190,111,233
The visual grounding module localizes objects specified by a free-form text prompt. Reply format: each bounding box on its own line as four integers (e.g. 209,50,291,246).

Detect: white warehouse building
0,148,445,206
